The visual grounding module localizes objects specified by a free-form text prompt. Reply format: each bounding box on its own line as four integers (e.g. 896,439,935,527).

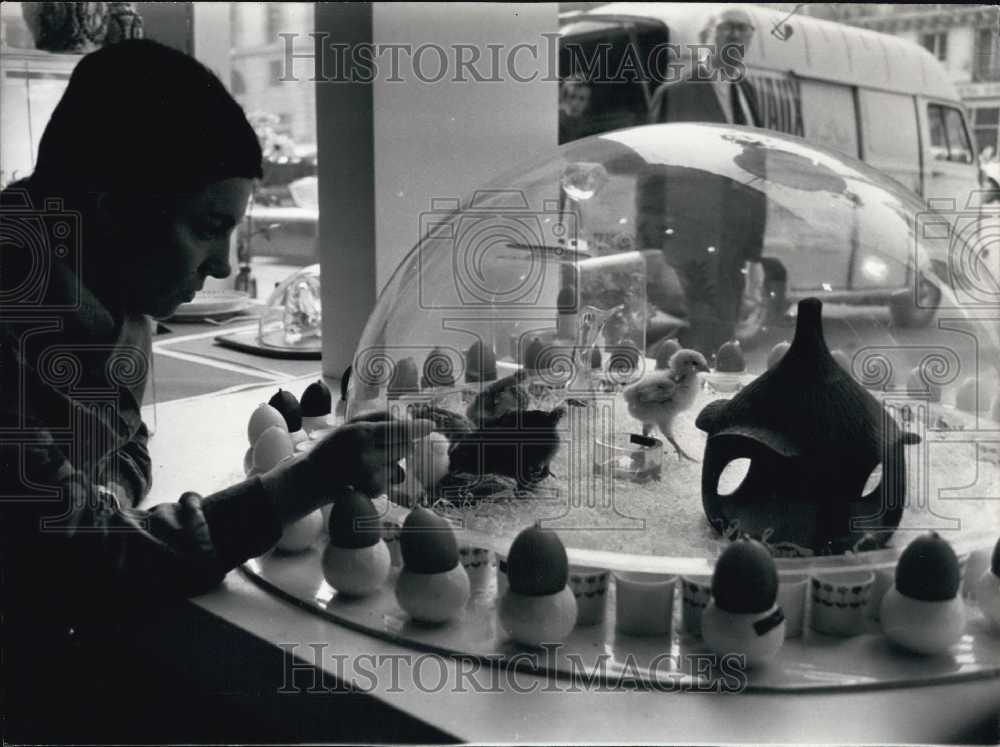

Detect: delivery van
558,3,982,335
559,3,980,207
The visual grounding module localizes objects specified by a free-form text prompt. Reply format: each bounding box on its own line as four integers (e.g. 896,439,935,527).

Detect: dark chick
448,407,567,487
405,403,474,444
466,370,531,425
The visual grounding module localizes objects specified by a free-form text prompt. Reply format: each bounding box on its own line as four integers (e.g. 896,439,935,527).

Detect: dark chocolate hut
695,298,920,555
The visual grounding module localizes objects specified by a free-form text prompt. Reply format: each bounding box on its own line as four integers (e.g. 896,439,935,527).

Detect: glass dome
347,123,1000,573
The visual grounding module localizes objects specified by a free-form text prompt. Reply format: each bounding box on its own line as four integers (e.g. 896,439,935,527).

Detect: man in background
648,7,760,127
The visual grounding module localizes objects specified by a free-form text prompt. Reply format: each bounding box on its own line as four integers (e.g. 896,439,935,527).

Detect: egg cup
702,601,786,667
459,545,492,592
569,566,610,627
681,575,713,637
810,571,875,637
499,586,578,648
880,587,967,654
964,548,993,601
614,572,676,637
776,573,809,638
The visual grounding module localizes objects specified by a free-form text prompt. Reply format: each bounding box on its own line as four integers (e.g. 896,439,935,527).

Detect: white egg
702,601,786,667
880,587,966,654
248,403,288,445
410,432,451,489
276,510,324,553
396,565,471,623
252,425,295,472
974,571,1000,634
322,541,391,597
498,586,577,648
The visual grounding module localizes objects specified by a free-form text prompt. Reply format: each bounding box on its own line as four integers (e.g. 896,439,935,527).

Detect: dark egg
712,539,778,614
653,338,681,371
507,523,569,596
715,340,745,373
268,388,302,432
400,507,460,574
387,357,420,396
328,487,382,550
466,341,497,383
895,532,961,602
301,380,332,417
422,347,456,388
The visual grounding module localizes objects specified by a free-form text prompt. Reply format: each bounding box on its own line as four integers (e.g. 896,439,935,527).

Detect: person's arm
3,420,283,599
97,420,153,508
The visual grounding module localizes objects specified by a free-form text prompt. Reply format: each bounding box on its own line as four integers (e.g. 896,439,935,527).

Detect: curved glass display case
242,124,1000,692
345,123,1000,572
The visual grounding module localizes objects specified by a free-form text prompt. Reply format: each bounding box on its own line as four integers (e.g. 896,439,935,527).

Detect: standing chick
623,349,710,462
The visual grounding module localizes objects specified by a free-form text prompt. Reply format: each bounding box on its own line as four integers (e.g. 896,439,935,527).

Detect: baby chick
449,407,567,487
466,370,531,425
623,349,710,462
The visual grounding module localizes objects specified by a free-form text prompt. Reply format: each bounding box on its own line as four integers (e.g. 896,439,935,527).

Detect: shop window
974,28,1000,82
919,31,948,62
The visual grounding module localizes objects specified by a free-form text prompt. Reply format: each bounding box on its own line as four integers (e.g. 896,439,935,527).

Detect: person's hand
261,413,433,524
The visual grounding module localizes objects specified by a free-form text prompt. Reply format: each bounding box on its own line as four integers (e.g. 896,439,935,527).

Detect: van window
858,89,920,194
973,106,999,156
929,104,974,164
799,79,858,159
558,17,670,143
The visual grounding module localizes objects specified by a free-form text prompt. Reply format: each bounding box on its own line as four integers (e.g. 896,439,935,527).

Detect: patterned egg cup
681,575,713,637
569,567,610,627
459,545,492,591
810,571,875,637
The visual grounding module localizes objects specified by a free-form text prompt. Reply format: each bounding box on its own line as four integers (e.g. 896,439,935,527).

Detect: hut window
717,458,752,497
861,463,883,497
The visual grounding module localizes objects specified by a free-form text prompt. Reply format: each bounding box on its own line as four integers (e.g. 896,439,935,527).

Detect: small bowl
777,573,809,638
680,575,713,637
569,566,610,627
810,571,875,637
705,371,744,393
614,572,676,637
594,433,663,483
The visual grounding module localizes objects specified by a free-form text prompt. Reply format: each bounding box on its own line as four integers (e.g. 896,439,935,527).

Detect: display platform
241,542,1000,694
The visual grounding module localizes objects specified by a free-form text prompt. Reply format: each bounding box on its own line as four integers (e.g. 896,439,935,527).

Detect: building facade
230,2,316,154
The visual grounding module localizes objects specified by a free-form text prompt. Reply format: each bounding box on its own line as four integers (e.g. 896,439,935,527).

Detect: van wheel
735,259,787,344
889,272,941,328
